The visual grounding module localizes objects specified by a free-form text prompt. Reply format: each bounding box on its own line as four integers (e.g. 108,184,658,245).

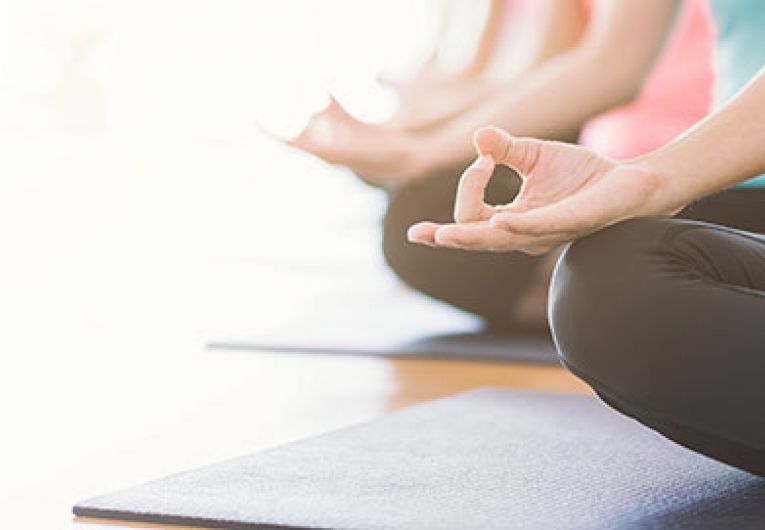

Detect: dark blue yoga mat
208,273,559,364
75,388,765,529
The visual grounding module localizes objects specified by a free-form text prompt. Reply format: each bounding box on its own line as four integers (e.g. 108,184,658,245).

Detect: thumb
474,126,543,176
490,200,593,236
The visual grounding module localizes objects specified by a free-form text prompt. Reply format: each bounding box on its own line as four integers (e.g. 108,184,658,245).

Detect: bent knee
548,219,676,389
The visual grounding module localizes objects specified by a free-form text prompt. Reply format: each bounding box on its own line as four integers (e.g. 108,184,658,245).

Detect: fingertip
406,223,424,241
284,131,307,148
407,222,438,246
472,127,493,154
473,126,510,158
285,135,312,153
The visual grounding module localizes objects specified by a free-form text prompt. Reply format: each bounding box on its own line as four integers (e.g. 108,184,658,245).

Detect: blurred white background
0,1,493,528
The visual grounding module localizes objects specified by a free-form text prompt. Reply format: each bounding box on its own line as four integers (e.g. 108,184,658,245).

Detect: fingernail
406,227,422,242
408,236,432,247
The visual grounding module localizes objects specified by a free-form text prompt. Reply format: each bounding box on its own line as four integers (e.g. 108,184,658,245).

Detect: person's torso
580,0,713,161
584,0,765,188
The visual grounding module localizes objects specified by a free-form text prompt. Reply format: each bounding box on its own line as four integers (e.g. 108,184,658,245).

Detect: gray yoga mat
75,388,765,530
208,277,559,364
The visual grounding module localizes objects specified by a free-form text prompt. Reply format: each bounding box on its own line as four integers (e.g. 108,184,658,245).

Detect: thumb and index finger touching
474,126,579,235
473,126,543,177
409,127,552,245
454,126,546,224
455,126,545,220
408,130,505,245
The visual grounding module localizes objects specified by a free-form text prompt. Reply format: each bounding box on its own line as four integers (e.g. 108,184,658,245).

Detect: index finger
454,154,496,223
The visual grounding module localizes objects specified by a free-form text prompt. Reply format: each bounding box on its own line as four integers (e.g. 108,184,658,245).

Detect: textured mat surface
75,389,765,529
208,277,558,364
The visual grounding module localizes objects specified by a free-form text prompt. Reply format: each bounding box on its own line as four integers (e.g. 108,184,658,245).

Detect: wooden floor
73,353,590,529
0,108,591,530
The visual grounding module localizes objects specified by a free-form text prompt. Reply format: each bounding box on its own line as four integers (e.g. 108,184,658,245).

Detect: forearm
410,48,644,172
462,0,506,77
408,0,677,174
527,0,588,67
399,0,584,137
633,68,765,212
463,0,586,76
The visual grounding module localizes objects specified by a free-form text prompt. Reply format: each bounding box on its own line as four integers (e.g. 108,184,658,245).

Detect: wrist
626,159,687,218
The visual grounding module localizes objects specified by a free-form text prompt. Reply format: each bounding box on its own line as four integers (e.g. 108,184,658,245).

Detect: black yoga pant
383,162,765,331
383,163,765,473
384,164,541,332
550,218,765,476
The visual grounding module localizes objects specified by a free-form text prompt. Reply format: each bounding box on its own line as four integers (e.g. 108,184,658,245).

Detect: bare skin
382,0,509,133
385,0,588,133
291,1,680,327
408,67,765,253
408,126,667,254
381,67,498,133
288,0,592,186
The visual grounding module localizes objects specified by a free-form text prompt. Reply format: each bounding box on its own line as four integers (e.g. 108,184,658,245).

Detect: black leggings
383,165,538,331
383,167,765,333
550,217,765,476
384,175,765,474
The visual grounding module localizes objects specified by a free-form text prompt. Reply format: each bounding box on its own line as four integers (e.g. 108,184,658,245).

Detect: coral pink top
580,0,714,159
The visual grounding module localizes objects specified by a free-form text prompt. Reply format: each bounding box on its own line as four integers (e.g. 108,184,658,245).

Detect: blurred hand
379,58,494,132
408,126,673,255
286,97,418,186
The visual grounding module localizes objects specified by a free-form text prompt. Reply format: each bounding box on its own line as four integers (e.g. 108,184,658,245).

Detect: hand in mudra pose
408,126,675,255
287,97,418,186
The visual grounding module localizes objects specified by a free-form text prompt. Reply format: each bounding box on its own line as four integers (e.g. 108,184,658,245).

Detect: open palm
408,126,668,254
